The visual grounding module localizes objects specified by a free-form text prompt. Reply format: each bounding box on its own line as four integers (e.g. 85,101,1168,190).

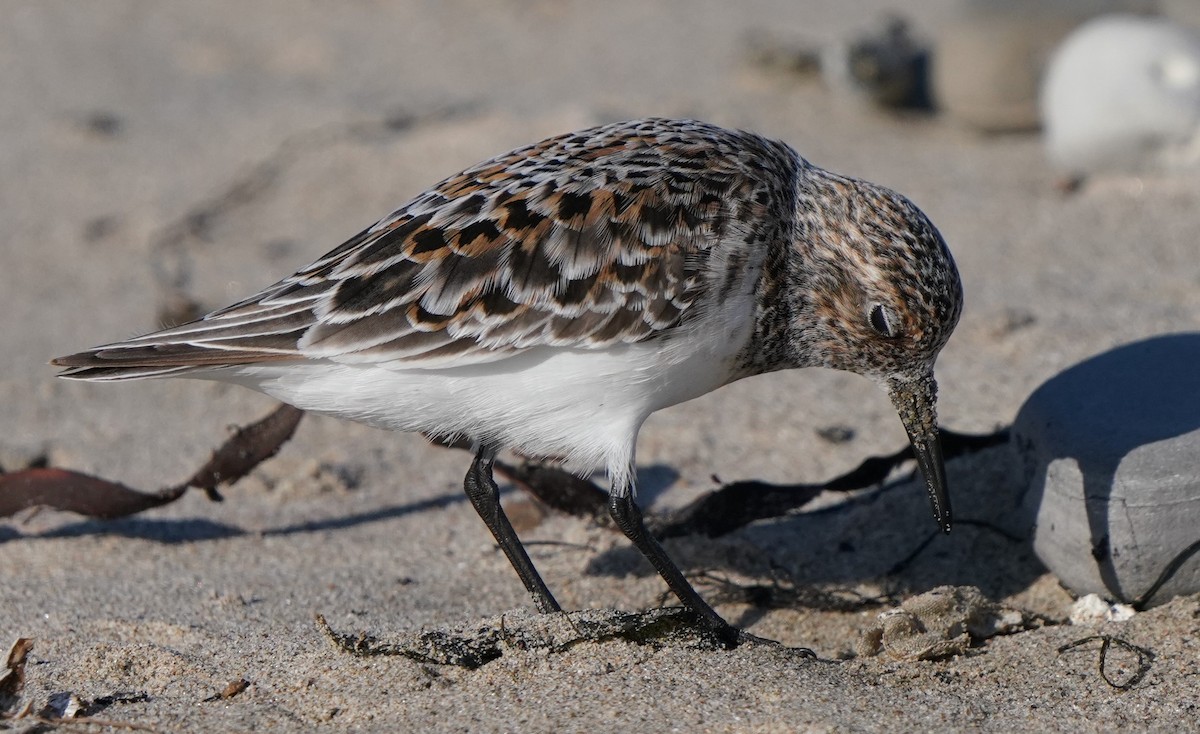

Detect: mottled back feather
55,119,801,377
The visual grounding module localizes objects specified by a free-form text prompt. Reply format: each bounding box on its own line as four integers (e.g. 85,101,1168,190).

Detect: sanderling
54,118,963,646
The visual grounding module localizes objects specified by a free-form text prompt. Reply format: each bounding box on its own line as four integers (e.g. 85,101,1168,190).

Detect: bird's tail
53,295,315,382
52,341,297,381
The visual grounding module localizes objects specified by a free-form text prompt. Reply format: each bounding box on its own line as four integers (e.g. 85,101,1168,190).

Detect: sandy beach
3,1,1199,731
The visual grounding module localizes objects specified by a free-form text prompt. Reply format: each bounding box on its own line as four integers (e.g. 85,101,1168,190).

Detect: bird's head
785,169,963,531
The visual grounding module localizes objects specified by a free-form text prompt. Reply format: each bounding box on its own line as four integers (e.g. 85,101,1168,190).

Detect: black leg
608,491,739,647
463,449,561,614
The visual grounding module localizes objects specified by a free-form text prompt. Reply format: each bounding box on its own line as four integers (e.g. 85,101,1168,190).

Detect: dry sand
2,1,1199,731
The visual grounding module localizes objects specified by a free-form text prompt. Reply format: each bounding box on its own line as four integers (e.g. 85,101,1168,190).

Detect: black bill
887,373,951,533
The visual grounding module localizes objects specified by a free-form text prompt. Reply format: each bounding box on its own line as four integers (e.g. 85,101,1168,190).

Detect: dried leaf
0,638,33,715
0,470,184,520
42,691,85,719
0,404,304,523
203,678,250,702
657,428,1008,539
183,404,305,501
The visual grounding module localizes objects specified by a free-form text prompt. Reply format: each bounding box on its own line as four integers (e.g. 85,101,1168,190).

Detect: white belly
218,311,752,492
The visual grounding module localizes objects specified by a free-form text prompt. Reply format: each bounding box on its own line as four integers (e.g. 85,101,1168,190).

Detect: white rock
1069,593,1137,624
1040,14,1200,173
1012,334,1200,607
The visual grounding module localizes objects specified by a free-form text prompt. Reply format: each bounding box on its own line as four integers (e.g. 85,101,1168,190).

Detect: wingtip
50,348,128,369
50,353,88,368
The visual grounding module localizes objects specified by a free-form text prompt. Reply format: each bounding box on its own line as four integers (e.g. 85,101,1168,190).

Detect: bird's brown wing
54,119,789,379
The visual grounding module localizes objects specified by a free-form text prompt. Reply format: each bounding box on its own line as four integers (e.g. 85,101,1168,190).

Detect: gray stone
1013,334,1200,607
933,0,1157,132
820,15,932,110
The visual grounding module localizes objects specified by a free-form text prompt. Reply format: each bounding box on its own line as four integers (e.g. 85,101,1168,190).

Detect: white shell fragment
1069,594,1137,625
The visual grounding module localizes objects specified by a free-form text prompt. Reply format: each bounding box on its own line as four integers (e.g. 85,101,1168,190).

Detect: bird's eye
868,304,900,338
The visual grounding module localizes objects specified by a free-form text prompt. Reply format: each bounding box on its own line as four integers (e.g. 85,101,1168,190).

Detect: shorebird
54,118,963,646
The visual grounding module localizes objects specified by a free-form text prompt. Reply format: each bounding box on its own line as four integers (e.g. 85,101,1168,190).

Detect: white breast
216,293,756,494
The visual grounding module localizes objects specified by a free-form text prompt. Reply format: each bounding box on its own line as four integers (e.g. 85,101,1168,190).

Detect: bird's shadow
585,446,1047,605
12,493,464,545
17,517,243,544
4,464,673,546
